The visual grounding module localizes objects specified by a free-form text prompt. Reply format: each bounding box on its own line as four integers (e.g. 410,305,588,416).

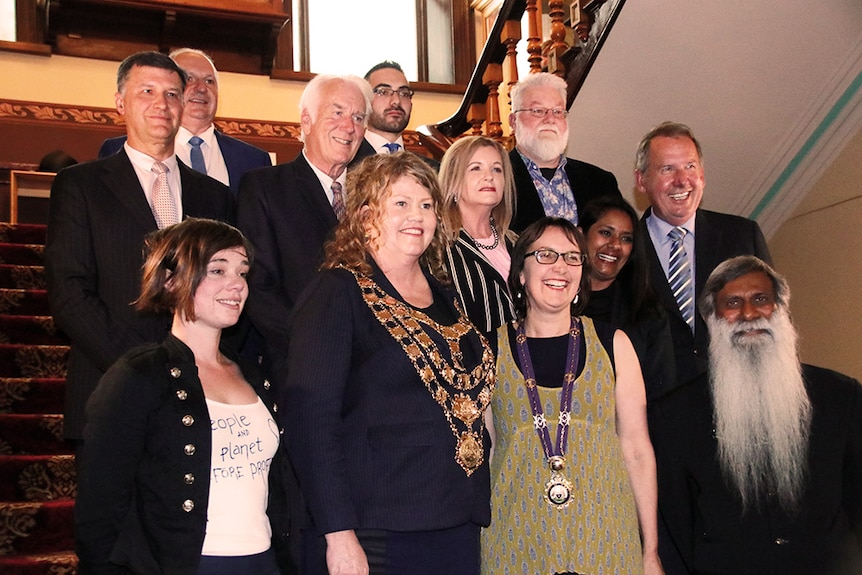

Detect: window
288,0,468,85
1,0,16,41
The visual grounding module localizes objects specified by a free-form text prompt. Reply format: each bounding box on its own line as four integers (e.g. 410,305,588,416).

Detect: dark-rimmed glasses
526,249,585,266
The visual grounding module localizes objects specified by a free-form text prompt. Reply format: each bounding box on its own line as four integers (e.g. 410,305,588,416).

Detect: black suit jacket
640,208,772,394
653,366,862,575
236,153,339,359
99,132,271,197
45,150,234,440
509,149,621,233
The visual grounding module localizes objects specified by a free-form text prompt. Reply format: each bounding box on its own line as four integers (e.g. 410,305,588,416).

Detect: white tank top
201,397,279,555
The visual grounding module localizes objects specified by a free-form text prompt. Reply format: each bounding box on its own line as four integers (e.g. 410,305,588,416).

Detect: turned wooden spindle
482,63,504,140
501,19,522,109
467,103,486,136
525,0,543,74
547,0,569,77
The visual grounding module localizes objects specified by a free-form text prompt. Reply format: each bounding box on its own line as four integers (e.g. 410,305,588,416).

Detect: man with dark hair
653,256,862,574
100,48,271,197
46,50,233,442
635,121,771,396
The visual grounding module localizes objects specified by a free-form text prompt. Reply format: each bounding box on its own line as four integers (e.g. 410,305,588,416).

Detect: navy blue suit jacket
640,208,772,394
236,153,339,359
46,150,234,440
99,131,271,197
509,149,621,233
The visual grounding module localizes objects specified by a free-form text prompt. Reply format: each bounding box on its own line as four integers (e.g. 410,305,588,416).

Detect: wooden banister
417,0,627,155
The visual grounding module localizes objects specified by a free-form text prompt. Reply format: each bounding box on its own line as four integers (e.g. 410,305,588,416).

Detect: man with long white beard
653,255,862,575
508,72,620,233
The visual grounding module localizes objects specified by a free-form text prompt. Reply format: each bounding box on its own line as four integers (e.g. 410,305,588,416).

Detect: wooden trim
0,40,51,57
9,171,54,225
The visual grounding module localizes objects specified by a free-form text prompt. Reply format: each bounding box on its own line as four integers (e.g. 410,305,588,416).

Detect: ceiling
564,0,862,238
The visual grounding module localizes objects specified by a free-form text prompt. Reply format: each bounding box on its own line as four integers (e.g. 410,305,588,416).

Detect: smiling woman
283,152,496,575
75,218,293,575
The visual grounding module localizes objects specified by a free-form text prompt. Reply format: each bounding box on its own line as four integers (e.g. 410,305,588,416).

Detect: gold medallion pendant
456,431,483,473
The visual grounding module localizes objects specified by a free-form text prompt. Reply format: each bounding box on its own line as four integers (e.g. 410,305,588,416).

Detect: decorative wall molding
0,98,426,148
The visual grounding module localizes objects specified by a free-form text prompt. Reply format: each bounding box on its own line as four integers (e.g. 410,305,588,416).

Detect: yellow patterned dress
481,318,643,575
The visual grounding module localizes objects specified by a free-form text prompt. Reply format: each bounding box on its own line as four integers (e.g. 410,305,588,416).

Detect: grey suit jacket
45,150,234,439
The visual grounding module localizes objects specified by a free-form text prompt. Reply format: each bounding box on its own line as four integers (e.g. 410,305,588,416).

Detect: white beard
707,307,811,513
516,123,569,164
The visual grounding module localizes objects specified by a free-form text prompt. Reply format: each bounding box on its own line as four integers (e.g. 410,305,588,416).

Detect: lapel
214,131,240,188
640,209,683,323
693,210,719,300
101,150,158,230
291,154,338,229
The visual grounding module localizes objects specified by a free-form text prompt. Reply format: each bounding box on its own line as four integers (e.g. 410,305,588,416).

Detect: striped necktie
667,226,694,330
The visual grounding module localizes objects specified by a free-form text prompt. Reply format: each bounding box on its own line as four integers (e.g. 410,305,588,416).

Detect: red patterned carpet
0,224,77,574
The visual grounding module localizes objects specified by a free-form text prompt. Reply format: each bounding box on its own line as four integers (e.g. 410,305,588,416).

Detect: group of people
44,48,861,575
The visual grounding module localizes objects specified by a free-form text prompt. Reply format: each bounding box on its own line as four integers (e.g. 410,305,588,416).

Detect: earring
453,194,458,204
573,291,580,305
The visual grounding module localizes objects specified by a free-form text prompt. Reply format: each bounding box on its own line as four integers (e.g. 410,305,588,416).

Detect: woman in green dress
481,217,663,575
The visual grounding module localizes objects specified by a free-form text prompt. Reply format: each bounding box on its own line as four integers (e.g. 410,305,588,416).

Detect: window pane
426,0,454,84
0,0,15,42
307,0,418,80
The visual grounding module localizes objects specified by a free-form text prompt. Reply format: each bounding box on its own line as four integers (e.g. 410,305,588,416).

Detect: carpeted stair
0,224,77,574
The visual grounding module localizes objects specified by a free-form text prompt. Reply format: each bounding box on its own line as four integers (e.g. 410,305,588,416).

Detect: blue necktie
383,142,401,154
667,226,694,330
189,136,207,174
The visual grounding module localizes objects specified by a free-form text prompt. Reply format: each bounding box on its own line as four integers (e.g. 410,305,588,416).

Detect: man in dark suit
351,61,439,170
635,121,771,397
46,51,233,442
99,48,271,197
653,256,862,574
236,74,372,360
508,72,620,233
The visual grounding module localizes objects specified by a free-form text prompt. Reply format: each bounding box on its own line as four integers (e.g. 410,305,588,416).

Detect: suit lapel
101,150,158,230
214,131,239,188
693,210,720,301
292,155,338,229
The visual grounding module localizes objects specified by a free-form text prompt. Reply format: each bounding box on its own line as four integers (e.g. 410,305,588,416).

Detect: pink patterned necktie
151,161,178,229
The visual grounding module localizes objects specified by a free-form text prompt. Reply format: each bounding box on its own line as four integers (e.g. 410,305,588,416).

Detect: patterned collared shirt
518,151,578,225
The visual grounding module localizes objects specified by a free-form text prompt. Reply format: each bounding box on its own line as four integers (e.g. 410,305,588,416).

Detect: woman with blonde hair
440,136,518,335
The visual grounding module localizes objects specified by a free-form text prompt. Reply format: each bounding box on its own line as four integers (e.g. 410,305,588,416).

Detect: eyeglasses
514,107,568,120
526,249,585,266
373,86,415,100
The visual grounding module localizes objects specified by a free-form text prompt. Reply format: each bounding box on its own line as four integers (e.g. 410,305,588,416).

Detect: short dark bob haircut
508,217,592,321
136,218,253,321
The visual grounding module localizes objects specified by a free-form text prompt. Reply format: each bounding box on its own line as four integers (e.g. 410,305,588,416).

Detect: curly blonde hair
321,152,450,284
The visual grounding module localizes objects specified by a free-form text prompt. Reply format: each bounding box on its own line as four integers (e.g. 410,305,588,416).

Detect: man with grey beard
508,72,620,233
652,256,862,574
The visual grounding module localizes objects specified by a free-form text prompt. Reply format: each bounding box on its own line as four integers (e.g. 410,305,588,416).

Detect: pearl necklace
473,216,500,250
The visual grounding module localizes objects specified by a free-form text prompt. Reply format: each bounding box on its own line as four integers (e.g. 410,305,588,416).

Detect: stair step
0,550,78,575
0,378,66,415
0,290,50,317
0,316,67,346
0,455,76,502
0,266,45,290
0,500,75,557
0,245,45,267
0,415,72,456
0,345,68,379
0,224,47,246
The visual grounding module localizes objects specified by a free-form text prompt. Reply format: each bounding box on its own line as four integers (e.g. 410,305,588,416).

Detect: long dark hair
579,196,659,324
